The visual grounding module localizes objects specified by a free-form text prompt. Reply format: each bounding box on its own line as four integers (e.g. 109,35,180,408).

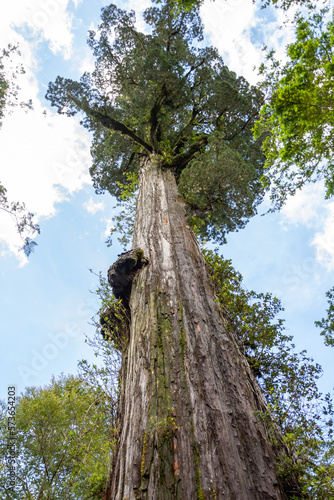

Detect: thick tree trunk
110,157,287,499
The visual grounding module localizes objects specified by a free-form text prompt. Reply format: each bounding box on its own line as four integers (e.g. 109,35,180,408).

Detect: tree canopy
46,0,267,244
154,0,317,15
254,8,334,209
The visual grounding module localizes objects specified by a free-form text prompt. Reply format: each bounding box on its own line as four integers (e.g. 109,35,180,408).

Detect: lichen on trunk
109,157,288,499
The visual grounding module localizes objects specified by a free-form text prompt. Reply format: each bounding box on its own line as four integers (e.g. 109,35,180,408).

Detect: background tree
159,0,317,16
46,1,302,498
0,374,115,499
254,7,334,210
315,286,334,347
205,250,334,499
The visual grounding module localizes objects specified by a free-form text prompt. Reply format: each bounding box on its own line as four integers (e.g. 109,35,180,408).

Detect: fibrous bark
109,157,288,499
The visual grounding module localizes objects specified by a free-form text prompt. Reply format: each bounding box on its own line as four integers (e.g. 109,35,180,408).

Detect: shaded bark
109,156,288,499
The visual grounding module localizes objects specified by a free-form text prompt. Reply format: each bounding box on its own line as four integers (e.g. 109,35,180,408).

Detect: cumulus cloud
0,0,92,263
200,0,300,84
83,199,105,215
0,102,92,262
0,0,76,60
279,182,334,272
200,0,261,83
281,183,327,227
104,218,114,237
313,203,334,271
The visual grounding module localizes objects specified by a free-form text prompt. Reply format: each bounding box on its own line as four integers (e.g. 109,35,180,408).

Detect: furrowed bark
109,156,287,500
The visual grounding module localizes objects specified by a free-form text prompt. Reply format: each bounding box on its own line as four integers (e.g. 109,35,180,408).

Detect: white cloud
0,0,75,60
200,0,260,83
0,105,91,214
200,0,302,84
104,218,114,237
79,54,95,74
0,0,94,263
83,199,105,214
281,183,326,227
278,182,334,271
313,203,334,271
0,50,91,263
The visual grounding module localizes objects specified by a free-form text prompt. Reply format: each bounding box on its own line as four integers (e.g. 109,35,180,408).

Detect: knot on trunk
108,248,149,303
100,300,130,350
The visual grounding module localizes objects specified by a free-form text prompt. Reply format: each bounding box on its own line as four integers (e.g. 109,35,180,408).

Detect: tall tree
47,2,299,498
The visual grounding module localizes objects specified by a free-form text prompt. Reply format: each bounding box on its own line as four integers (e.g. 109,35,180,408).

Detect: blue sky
0,0,333,401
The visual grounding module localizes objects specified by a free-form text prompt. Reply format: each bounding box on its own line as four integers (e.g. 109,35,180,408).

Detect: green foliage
89,269,130,353
159,0,202,13
46,0,266,242
105,172,138,250
254,8,334,210
0,374,114,499
259,0,317,10
179,132,265,243
204,250,334,498
315,286,334,347
157,0,316,15
0,44,32,127
0,183,40,256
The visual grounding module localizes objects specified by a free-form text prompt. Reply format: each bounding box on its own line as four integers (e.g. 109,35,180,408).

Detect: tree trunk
110,156,287,499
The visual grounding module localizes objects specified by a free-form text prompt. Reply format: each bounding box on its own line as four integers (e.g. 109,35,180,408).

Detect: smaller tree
254,8,334,210
205,250,334,498
0,374,114,499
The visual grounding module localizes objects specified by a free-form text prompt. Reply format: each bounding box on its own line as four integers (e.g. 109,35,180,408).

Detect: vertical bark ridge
110,157,287,500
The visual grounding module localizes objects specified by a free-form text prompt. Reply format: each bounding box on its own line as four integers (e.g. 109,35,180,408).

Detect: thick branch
170,136,208,173
172,106,199,156
149,84,167,152
224,110,259,142
182,58,206,83
67,92,153,153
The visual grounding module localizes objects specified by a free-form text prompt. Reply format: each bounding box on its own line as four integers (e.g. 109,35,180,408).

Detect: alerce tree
47,2,297,498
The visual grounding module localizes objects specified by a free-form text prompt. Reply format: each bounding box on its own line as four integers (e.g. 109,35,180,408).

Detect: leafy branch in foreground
315,286,334,347
254,8,334,210
104,172,138,251
204,250,334,498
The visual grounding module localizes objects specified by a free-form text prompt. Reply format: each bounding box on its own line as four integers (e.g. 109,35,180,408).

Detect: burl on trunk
108,157,286,500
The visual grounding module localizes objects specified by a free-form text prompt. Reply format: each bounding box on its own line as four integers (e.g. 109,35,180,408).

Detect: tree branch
172,106,199,156
149,84,167,152
67,92,153,152
169,136,208,174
